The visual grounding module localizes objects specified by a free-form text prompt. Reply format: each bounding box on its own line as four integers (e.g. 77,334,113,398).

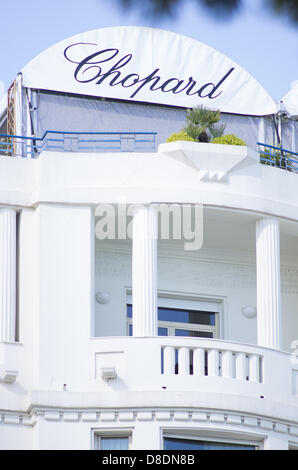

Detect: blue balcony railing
258,142,298,173
1,134,297,175
0,130,157,157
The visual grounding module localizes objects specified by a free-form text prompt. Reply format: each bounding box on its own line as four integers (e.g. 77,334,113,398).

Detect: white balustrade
91,337,295,405
162,343,263,384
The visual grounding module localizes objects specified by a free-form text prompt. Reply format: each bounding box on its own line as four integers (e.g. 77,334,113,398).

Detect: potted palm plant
182,105,226,143
161,106,256,180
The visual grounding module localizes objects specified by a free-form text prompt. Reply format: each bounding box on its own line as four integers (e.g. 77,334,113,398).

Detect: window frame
289,442,298,450
93,429,132,450
126,292,221,339
162,430,262,450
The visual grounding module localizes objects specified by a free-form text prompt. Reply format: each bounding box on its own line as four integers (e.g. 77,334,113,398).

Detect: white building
0,26,298,451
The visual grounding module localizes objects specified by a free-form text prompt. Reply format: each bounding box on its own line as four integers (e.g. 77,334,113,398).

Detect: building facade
0,27,298,450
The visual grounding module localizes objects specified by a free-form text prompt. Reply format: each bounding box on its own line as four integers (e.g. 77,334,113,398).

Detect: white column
132,205,158,336
256,218,281,349
0,208,17,342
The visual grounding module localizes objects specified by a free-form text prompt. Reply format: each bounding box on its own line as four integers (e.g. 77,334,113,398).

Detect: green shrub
0,135,12,156
211,134,246,146
166,131,196,143
259,147,295,172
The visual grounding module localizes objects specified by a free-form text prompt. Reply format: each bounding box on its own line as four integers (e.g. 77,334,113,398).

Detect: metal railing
0,130,157,158
258,142,298,173
1,135,296,173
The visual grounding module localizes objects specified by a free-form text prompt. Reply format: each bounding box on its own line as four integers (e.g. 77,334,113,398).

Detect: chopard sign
64,42,235,101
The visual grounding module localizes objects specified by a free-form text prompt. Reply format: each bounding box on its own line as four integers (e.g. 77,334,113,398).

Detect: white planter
158,141,259,181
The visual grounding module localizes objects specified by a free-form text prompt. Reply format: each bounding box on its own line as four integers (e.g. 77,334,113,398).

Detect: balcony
0,131,157,157
0,132,297,175
90,336,298,408
258,142,298,173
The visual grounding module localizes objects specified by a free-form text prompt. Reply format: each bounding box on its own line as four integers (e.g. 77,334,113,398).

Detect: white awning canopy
281,81,298,118
21,26,277,116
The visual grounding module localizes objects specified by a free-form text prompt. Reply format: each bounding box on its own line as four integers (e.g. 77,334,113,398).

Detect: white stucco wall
94,241,298,352
1,143,298,450
34,204,94,390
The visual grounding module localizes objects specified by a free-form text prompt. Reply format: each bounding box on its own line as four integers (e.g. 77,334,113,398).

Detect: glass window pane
158,307,215,326
196,331,214,338
158,307,189,323
175,329,213,338
164,438,255,450
158,327,168,336
189,311,215,326
127,303,216,338
127,304,132,318
101,437,129,450
129,324,132,336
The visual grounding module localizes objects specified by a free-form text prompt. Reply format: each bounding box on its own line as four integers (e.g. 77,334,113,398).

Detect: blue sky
1,0,297,101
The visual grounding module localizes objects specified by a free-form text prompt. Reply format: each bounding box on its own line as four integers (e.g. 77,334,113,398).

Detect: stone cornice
1,406,298,441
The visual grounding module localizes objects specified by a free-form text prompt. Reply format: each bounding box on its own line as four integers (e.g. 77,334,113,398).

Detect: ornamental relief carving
95,248,298,294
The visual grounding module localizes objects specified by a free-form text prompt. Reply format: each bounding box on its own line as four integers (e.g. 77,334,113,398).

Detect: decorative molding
100,412,116,422
137,411,153,421
0,413,36,427
63,412,80,422
44,411,61,421
95,246,298,294
81,412,98,422
95,240,298,268
1,407,297,441
4,415,20,425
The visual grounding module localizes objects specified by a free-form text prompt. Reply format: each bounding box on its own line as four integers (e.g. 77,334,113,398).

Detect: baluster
221,350,233,378
193,348,205,376
235,352,247,381
178,347,190,375
259,356,264,383
163,346,176,375
208,349,219,377
249,354,260,383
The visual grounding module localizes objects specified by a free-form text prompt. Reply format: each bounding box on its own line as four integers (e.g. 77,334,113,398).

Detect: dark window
164,437,256,450
127,304,216,338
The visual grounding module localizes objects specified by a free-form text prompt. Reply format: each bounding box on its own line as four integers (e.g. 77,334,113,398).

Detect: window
127,295,220,338
94,433,131,450
289,443,298,450
163,435,258,450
